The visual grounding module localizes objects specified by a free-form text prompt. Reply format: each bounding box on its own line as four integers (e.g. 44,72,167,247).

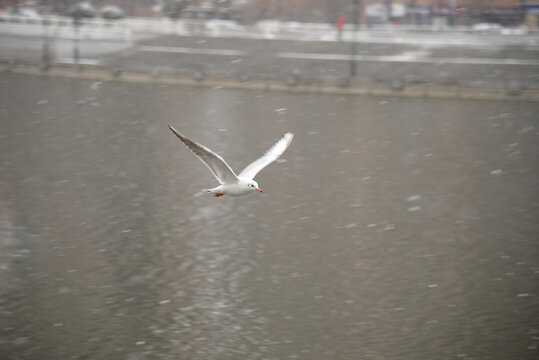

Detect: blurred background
1,1,539,360
1,0,537,25
1,0,539,93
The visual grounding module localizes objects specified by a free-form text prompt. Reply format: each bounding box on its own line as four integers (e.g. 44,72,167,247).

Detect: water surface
1,73,538,360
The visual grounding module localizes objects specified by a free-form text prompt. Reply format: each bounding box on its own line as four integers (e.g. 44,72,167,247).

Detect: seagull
168,124,293,197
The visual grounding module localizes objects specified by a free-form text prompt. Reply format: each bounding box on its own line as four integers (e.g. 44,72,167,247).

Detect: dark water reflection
1,73,538,360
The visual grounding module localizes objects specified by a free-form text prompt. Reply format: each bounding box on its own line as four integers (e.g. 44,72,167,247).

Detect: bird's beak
256,188,263,193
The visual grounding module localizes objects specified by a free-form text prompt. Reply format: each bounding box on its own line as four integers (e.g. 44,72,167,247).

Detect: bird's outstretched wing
168,124,238,185
239,132,294,180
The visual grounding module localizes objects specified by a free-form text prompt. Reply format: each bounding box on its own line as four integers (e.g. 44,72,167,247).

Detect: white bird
168,124,293,197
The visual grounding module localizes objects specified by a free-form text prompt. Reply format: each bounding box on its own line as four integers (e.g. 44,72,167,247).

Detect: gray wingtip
167,123,184,139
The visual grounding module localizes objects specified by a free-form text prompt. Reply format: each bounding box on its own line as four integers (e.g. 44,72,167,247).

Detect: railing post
349,0,360,77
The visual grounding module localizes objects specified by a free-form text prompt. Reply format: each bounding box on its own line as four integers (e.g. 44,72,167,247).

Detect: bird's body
204,180,253,197
167,124,293,197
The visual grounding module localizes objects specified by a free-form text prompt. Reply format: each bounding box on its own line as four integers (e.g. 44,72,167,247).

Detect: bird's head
247,180,263,193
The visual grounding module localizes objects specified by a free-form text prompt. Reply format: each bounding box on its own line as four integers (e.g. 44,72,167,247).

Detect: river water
1,73,538,360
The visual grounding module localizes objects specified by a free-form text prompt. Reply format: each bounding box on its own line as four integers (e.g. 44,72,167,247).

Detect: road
121,35,539,86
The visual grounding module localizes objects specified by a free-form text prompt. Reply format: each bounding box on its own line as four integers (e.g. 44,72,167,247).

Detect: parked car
100,5,124,20
68,1,96,18
10,5,41,18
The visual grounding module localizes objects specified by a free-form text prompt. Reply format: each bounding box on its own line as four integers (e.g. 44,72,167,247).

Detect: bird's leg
214,193,224,197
